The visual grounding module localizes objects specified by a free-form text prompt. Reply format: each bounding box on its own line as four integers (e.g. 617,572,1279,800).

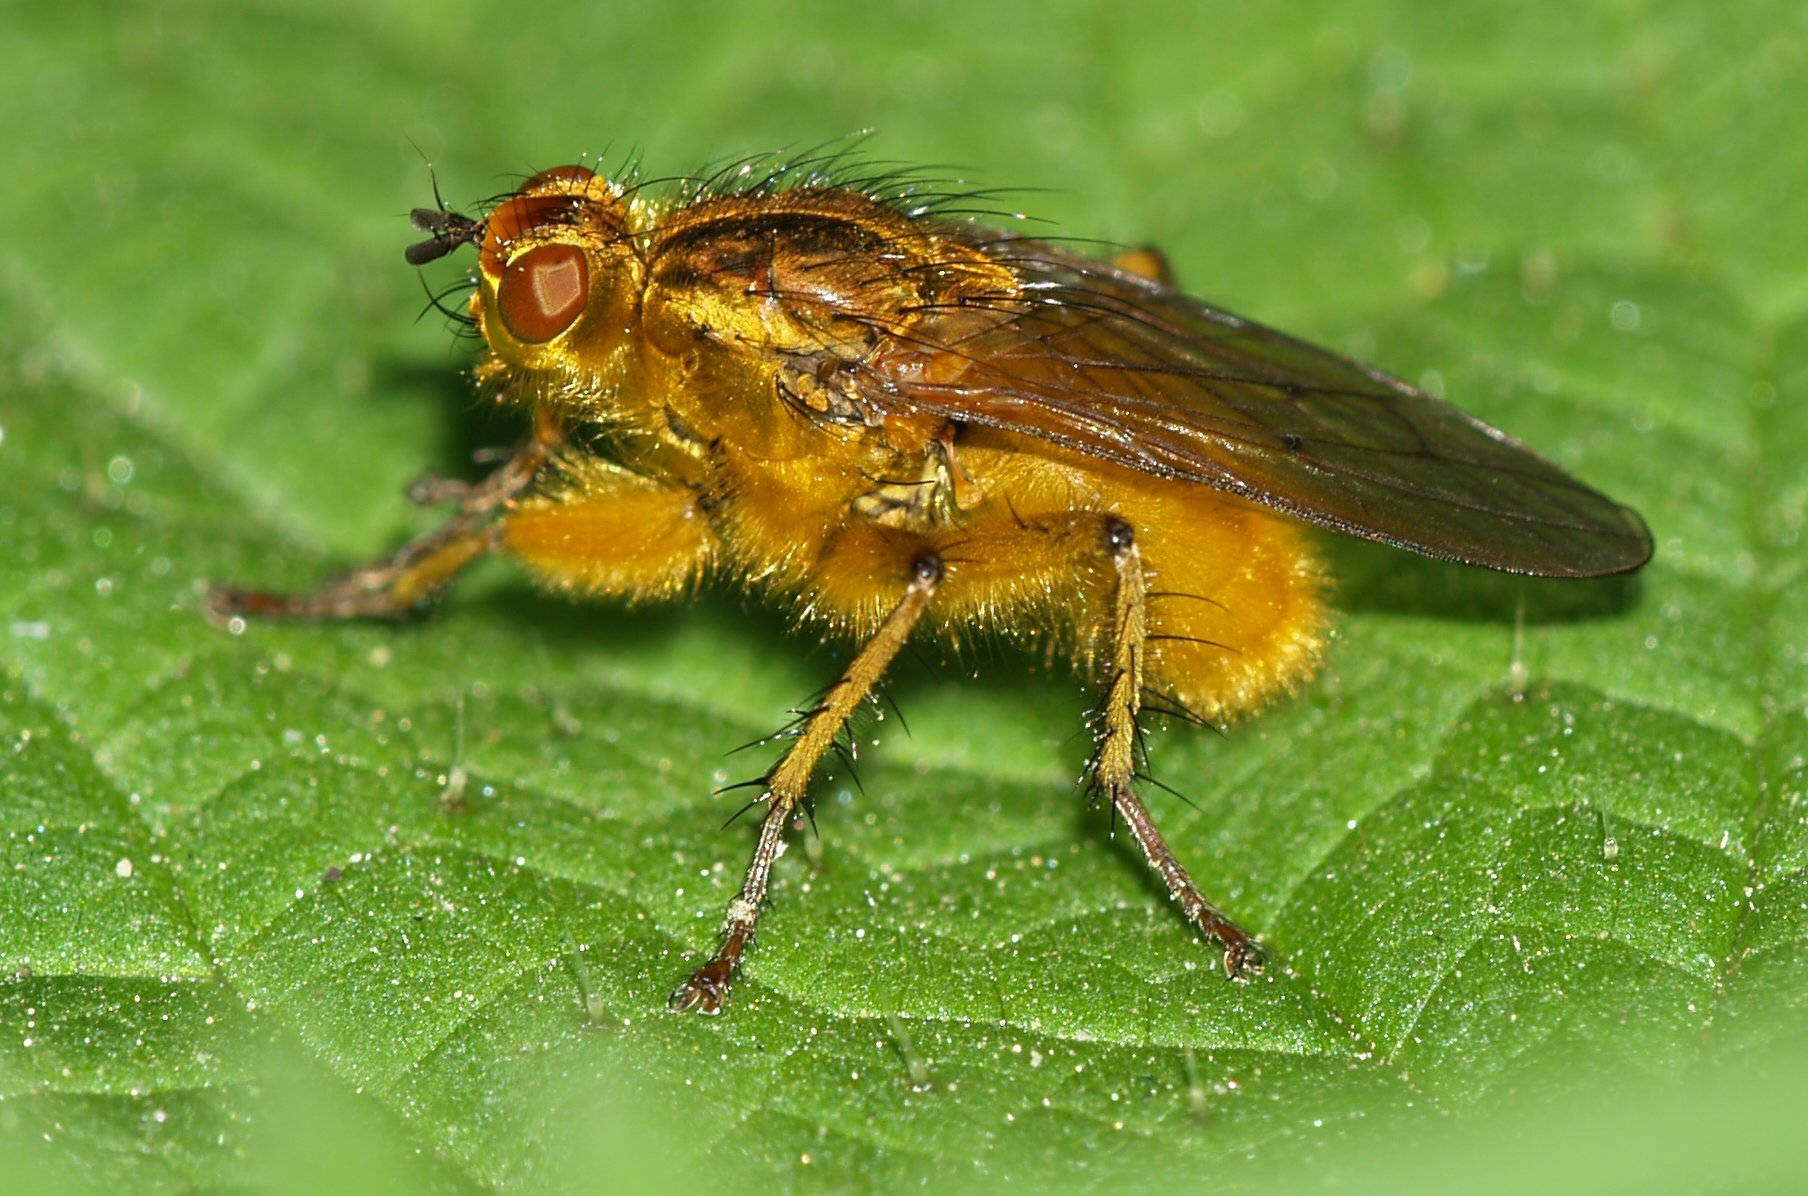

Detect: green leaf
3,2,1804,1190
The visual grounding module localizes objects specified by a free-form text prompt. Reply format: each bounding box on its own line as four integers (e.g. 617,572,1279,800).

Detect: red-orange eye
486,194,582,252
484,168,598,253
498,243,589,343
522,164,596,192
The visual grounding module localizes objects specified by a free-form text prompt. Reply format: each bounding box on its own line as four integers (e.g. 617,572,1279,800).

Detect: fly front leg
1093,515,1265,978
204,434,557,623
669,548,945,1015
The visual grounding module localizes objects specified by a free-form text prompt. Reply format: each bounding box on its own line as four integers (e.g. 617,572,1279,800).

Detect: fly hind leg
1092,516,1265,978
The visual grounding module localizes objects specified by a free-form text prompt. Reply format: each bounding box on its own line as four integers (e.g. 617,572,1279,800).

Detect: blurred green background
2,1,1804,1191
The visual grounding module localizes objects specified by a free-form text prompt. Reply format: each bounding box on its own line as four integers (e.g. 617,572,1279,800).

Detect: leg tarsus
204,436,554,624
667,958,732,1015
407,443,522,507
204,519,495,622
669,921,750,1015
1223,934,1266,979
406,472,474,507
1105,777,1266,981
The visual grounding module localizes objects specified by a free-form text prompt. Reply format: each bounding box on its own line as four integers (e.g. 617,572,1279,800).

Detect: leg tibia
669,549,943,1014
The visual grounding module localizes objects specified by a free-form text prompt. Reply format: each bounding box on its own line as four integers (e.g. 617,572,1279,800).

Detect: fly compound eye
485,194,583,254
522,164,596,192
498,243,589,343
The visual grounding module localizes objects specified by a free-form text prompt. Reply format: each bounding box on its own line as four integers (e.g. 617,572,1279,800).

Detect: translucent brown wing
861,239,1652,578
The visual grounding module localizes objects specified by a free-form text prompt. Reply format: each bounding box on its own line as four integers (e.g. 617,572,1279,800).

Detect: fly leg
669,548,944,1014
1093,515,1265,978
204,435,556,623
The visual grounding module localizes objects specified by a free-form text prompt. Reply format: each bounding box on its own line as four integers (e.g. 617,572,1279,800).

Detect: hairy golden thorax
475,171,1012,510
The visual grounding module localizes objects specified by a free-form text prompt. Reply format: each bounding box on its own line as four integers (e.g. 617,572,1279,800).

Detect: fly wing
859,240,1652,578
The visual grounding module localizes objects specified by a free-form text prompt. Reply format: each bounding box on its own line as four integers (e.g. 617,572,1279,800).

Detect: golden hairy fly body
208,149,1651,1015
